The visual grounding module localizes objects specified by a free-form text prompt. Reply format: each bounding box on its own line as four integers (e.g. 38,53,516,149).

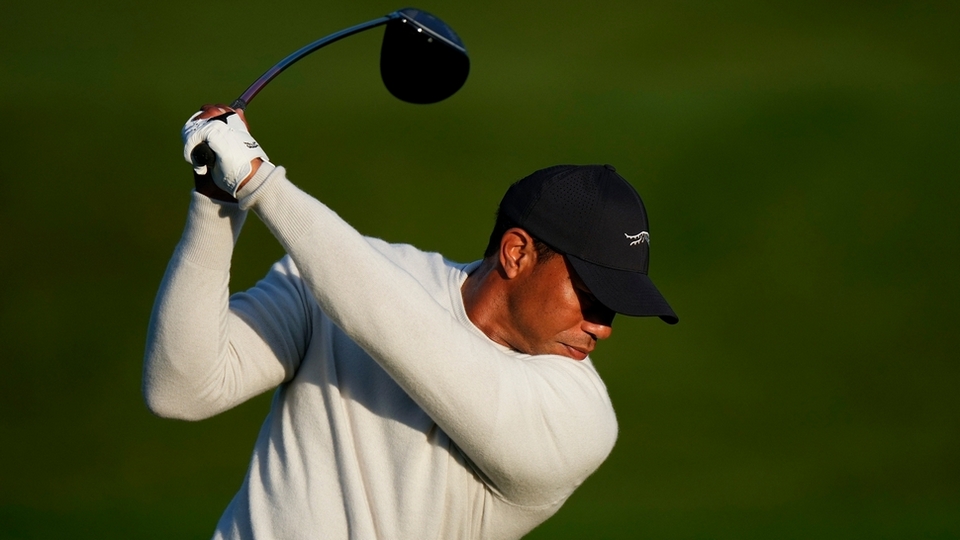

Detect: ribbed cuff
237,161,278,205
175,191,247,269
239,165,320,248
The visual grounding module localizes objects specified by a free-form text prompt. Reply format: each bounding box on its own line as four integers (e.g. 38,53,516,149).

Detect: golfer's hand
182,104,267,202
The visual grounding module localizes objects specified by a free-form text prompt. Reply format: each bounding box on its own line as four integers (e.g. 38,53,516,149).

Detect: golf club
191,7,469,167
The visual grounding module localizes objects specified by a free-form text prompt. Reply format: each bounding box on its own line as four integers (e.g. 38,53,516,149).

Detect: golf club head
381,8,469,104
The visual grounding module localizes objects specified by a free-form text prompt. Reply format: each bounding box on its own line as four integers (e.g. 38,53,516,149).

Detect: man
144,105,677,539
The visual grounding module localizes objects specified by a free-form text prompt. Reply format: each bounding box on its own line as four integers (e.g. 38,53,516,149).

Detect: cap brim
567,255,678,324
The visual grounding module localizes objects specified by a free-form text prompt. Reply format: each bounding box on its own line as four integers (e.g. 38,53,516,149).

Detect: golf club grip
191,142,216,169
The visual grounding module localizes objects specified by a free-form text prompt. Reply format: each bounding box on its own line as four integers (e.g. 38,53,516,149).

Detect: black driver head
381,8,470,104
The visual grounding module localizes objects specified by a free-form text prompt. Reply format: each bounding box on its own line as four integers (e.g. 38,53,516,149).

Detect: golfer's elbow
142,383,208,421
142,365,219,421
143,395,180,420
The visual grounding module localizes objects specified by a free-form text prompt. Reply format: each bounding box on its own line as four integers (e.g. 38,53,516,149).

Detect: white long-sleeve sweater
144,164,619,540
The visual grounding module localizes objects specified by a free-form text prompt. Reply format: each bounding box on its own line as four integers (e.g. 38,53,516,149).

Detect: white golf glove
182,111,270,197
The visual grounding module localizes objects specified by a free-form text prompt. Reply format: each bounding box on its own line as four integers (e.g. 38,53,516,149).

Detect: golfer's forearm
243,167,618,504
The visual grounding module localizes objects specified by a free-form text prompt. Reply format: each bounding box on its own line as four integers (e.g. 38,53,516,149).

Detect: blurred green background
2,0,958,538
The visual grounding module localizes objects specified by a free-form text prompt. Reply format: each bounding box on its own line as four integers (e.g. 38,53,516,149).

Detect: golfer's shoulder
536,357,619,466
488,358,618,506
527,355,615,405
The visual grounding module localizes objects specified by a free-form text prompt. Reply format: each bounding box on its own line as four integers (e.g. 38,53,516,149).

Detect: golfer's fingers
234,108,250,130
194,104,251,130
195,103,233,120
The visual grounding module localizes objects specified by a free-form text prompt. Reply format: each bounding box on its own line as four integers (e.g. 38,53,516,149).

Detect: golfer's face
509,255,615,360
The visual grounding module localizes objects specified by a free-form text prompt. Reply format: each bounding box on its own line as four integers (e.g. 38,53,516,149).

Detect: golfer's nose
582,318,613,341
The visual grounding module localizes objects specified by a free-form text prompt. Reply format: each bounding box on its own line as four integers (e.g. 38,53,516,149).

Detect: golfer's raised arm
143,108,302,421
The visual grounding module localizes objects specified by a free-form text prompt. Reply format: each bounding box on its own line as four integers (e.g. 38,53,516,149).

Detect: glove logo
625,231,649,246
244,141,260,149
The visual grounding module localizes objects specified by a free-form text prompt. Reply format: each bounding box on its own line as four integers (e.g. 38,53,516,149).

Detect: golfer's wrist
237,161,278,206
235,158,263,192
177,192,246,268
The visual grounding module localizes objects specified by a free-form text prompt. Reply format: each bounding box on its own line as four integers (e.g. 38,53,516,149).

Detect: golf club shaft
192,13,400,168
232,14,396,110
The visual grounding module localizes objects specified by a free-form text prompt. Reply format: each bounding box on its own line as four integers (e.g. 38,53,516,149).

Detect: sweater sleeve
239,164,619,507
143,185,310,421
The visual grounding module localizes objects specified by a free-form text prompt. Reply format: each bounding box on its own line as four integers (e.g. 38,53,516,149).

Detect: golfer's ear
499,227,536,279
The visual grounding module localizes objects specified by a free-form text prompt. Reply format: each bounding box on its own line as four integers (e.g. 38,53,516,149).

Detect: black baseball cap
499,164,678,324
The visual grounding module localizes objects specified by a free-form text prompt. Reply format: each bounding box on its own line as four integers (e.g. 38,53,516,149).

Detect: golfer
144,105,678,539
